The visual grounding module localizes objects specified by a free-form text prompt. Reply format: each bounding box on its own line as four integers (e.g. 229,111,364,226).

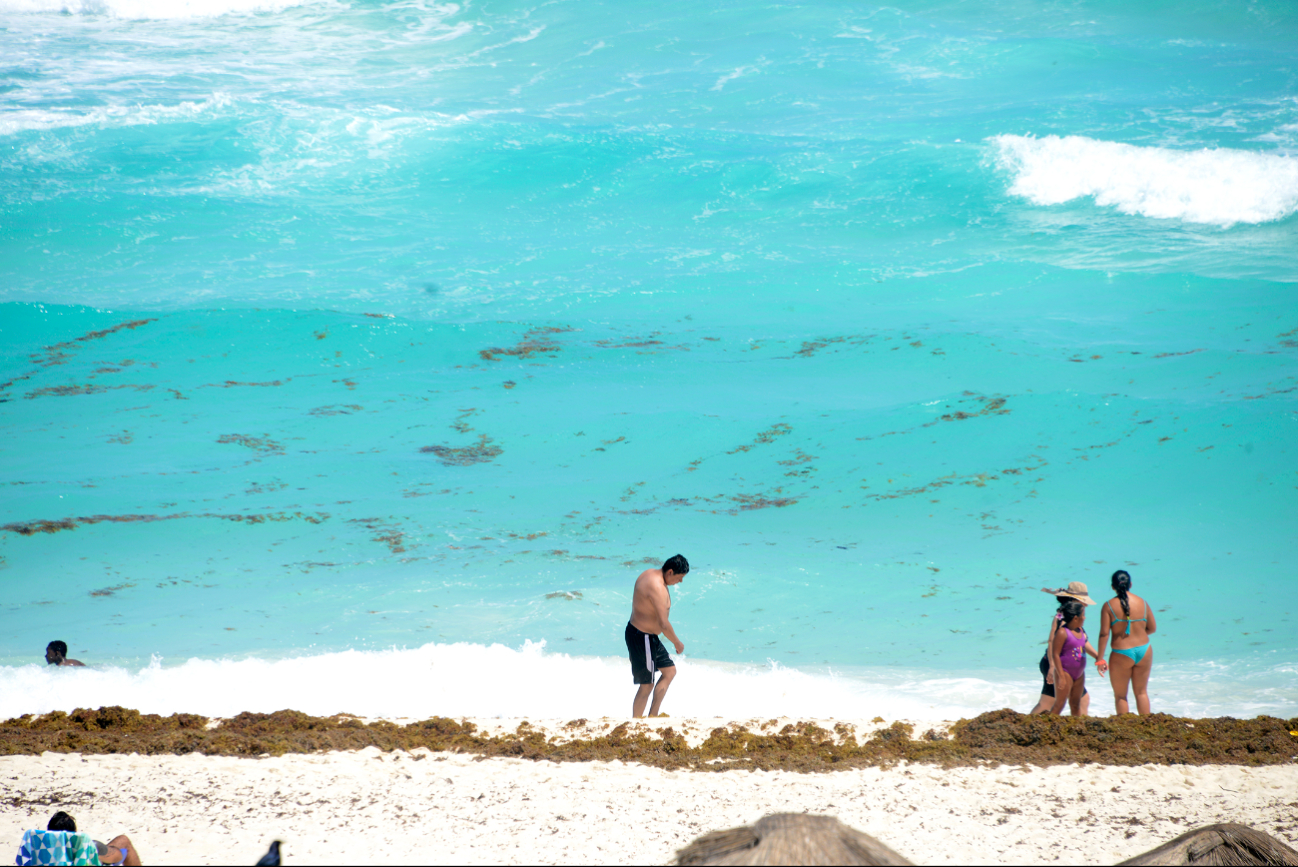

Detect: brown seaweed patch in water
2,519,80,535
2,511,328,537
479,326,573,362
866,461,1045,502
919,394,1009,427
89,583,135,598
29,319,158,368
728,494,798,513
420,434,502,466
4,709,1293,769
217,434,286,455
348,517,411,554
25,383,154,400
727,423,792,454
206,380,287,388
373,531,406,554
794,335,872,358
310,404,363,416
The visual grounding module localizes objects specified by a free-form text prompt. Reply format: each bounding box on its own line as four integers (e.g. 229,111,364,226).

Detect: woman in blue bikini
1097,569,1157,715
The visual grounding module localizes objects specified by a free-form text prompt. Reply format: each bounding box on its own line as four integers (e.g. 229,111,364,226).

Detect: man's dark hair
663,554,689,576
47,811,76,832
47,641,68,658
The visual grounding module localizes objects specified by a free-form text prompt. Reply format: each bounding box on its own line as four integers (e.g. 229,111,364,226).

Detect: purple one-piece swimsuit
1059,626,1087,679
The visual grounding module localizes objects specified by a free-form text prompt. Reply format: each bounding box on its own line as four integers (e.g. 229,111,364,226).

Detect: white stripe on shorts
644,634,655,676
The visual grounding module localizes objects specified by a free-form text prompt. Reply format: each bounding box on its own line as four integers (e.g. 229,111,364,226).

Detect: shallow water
2,0,1296,719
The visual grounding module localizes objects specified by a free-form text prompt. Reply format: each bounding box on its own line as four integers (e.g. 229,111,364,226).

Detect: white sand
2,717,1295,866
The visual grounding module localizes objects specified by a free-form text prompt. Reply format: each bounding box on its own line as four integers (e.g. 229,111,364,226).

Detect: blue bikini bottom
1111,643,1151,665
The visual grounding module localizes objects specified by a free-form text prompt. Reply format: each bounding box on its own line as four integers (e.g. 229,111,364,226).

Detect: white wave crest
0,0,325,18
992,134,1298,226
0,94,232,137
2,641,1291,722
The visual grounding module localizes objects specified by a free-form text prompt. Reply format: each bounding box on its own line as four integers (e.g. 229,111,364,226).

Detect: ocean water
2,0,1296,721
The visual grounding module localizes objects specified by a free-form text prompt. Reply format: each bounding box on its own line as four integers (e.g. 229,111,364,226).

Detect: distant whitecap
991,134,1298,227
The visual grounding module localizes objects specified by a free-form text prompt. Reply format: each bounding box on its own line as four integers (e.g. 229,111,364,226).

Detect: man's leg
632,683,653,718
648,665,676,716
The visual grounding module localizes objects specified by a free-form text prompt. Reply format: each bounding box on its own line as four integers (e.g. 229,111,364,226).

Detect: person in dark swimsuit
1097,569,1157,715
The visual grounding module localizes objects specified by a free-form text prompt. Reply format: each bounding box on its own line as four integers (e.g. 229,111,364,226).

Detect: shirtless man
45,641,84,667
625,554,688,718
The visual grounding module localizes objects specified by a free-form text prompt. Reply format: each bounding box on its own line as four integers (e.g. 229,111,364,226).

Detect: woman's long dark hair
1112,569,1133,617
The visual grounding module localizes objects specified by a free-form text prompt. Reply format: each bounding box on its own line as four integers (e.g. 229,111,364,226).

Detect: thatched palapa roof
674,815,1298,866
672,813,913,866
1119,823,1298,866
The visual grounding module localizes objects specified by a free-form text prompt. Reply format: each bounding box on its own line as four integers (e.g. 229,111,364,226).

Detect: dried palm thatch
672,813,913,866
1119,823,1298,866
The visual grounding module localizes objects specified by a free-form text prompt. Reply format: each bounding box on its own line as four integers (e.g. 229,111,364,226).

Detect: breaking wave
2,641,1292,722
992,134,1298,226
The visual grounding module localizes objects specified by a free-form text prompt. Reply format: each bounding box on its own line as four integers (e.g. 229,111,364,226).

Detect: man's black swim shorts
626,621,674,685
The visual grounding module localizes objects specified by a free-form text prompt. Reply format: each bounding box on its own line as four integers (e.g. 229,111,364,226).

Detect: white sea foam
0,0,326,18
2,641,1292,722
992,134,1298,226
0,95,232,137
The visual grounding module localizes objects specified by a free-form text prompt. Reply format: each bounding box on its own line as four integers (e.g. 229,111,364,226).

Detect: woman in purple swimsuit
1048,600,1106,715
1031,583,1104,715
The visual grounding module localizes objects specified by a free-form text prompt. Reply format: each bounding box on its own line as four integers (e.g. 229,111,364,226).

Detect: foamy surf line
0,0,328,19
3,641,1294,721
991,133,1298,226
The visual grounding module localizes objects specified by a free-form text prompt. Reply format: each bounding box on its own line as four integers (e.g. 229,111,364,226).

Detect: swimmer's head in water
662,553,689,584
47,812,76,833
45,641,68,664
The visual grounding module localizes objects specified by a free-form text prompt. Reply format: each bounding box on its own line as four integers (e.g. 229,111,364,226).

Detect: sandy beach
3,716,1295,866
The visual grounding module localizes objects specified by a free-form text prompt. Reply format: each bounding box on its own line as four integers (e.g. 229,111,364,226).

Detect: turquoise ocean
2,0,1296,721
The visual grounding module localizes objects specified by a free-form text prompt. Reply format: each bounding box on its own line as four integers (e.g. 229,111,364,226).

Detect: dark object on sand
1119,823,1298,866
255,840,282,866
673,813,913,866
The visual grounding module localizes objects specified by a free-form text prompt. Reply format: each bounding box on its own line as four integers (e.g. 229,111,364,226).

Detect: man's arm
654,587,684,655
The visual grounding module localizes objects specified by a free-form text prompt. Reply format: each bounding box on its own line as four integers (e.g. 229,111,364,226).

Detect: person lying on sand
1031,583,1096,715
42,811,140,866
45,641,84,667
626,553,688,718
1048,600,1106,716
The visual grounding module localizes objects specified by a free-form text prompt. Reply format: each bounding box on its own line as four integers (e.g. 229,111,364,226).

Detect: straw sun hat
1040,581,1096,605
